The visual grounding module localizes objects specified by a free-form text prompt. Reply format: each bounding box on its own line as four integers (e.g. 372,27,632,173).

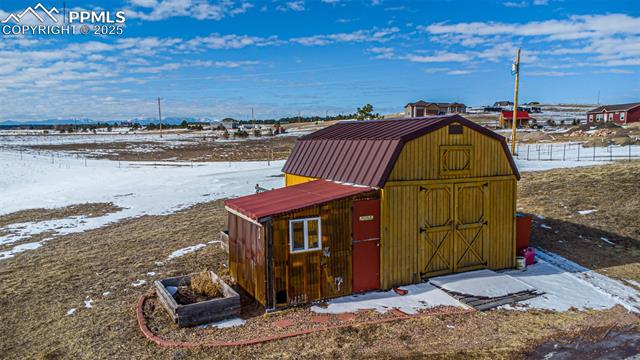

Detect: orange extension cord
136,292,475,348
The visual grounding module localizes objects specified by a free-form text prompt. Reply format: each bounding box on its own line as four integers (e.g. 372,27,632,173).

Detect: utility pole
510,48,521,155
157,97,163,138
597,90,600,105
252,107,255,129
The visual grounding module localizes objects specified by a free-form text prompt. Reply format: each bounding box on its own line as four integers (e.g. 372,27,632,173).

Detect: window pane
291,221,305,251
307,219,320,249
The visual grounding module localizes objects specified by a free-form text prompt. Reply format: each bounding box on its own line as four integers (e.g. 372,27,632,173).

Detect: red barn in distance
499,110,530,129
586,102,640,126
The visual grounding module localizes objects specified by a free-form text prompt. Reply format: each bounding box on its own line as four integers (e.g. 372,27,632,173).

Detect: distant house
404,101,466,117
494,101,514,107
586,102,640,125
499,110,530,128
221,118,238,130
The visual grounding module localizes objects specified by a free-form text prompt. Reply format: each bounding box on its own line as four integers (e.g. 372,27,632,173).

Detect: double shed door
418,182,489,278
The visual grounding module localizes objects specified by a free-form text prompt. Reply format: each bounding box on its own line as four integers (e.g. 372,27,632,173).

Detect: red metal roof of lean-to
224,180,374,221
501,110,530,119
282,115,520,187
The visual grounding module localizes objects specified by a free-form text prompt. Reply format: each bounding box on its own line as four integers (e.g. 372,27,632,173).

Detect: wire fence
510,142,640,162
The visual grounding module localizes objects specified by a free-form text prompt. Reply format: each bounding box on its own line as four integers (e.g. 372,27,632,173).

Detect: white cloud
182,33,282,50
403,52,471,63
447,69,473,75
425,14,640,40
291,27,399,46
130,0,158,7
503,1,528,8
533,0,549,5
528,71,577,76
126,0,253,21
277,1,305,12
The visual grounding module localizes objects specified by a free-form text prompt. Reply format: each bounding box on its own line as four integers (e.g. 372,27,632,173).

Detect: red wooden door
352,199,380,293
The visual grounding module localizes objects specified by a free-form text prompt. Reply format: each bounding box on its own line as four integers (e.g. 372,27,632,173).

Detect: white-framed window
596,113,604,121
608,113,614,121
289,217,322,253
589,114,593,121
621,112,626,122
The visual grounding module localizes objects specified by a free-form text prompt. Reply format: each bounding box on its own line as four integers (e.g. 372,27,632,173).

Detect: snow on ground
430,269,535,298
578,209,597,215
0,150,284,259
504,249,640,313
199,317,246,329
166,244,207,260
311,282,468,315
131,279,147,287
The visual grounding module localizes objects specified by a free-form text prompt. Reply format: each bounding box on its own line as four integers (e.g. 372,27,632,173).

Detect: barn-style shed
225,115,520,308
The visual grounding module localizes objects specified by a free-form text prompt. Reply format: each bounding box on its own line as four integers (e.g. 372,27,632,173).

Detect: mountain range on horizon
0,117,219,127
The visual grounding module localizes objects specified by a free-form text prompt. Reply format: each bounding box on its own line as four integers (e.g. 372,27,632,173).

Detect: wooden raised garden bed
154,271,240,327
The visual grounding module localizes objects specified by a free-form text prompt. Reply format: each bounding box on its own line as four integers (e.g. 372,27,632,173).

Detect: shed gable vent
448,124,463,135
440,145,472,176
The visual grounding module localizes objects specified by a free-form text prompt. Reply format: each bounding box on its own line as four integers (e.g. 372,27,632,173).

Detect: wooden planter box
154,271,240,327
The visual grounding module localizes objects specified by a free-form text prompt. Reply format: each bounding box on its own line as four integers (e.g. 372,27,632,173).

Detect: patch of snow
600,237,615,245
102,292,111,296
430,269,535,298
0,241,45,260
146,271,156,276
0,150,285,259
199,317,246,329
131,279,147,287
540,224,552,230
311,282,467,315
84,299,94,308
578,209,597,215
167,244,207,260
625,280,640,289
66,308,76,316
505,249,640,313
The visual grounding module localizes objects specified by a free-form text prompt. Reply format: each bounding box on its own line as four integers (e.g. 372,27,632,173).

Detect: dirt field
27,136,299,162
1,163,640,359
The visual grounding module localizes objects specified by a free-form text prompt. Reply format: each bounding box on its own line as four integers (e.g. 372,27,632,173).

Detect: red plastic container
522,247,535,265
516,213,532,254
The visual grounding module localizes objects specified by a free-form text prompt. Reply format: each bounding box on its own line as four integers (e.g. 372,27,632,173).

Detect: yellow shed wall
284,173,317,186
387,124,514,182
380,123,517,289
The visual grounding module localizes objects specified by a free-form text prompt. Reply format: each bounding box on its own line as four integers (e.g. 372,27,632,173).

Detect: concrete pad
430,269,536,298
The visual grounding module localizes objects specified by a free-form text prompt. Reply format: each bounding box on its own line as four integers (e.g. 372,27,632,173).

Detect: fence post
563,144,566,161
577,144,580,161
593,143,596,161
550,144,553,161
537,145,540,160
610,143,612,161
630,143,632,162
527,145,530,160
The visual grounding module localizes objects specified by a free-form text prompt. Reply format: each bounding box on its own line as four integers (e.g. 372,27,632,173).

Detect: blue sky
0,0,638,121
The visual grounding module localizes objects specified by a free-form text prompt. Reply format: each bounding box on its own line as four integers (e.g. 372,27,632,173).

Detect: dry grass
28,136,298,162
190,271,223,299
1,164,640,359
518,161,640,283
0,202,121,228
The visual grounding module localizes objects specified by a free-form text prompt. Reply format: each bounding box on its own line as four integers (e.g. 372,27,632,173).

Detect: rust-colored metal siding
228,212,266,305
269,191,379,307
282,115,519,187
